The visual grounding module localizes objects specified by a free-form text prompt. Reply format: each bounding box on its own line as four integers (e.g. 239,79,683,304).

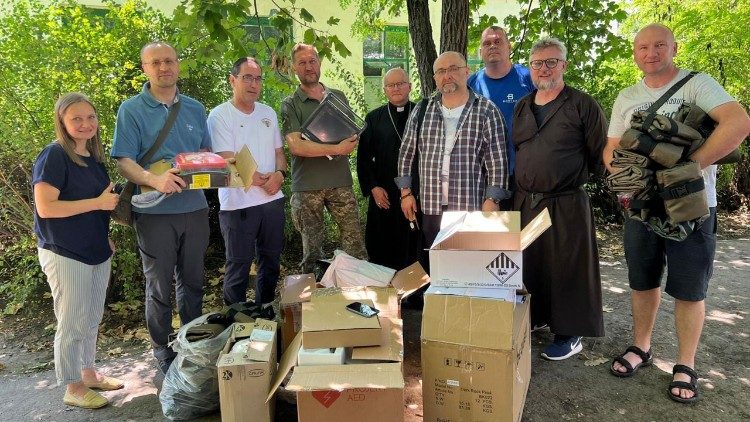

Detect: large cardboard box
268,332,405,422
280,274,316,353
217,319,277,422
301,297,382,348
429,209,551,289
283,262,428,350
421,289,531,422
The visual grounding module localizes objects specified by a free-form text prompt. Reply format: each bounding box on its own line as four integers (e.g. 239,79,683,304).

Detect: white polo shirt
208,100,284,211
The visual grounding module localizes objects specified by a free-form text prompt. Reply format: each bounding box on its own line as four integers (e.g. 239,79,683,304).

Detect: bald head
634,23,675,47
632,23,678,79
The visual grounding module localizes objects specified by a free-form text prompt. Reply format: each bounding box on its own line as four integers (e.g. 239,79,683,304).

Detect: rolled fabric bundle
606,164,654,193
618,129,684,168
611,148,651,169
675,103,740,164
656,161,709,223
631,111,703,145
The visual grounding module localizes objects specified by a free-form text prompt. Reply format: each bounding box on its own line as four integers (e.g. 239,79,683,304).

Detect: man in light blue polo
111,41,210,375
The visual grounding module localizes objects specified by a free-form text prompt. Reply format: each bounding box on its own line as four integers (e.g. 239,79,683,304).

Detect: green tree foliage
0,0,217,313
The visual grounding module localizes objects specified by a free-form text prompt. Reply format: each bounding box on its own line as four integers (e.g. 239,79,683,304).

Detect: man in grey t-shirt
604,24,750,403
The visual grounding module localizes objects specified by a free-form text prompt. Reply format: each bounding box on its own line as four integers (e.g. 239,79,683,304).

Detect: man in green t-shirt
281,43,367,274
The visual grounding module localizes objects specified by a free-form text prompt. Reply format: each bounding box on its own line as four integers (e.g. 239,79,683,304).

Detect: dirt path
1,229,748,421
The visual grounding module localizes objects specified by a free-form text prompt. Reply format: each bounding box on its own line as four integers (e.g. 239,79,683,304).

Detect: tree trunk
440,0,468,57
407,0,437,97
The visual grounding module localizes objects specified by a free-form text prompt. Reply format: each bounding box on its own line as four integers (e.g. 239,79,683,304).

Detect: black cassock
512,86,607,337
357,101,422,270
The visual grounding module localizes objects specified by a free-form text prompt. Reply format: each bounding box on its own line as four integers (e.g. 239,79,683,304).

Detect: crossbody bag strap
644,71,698,114
138,99,182,167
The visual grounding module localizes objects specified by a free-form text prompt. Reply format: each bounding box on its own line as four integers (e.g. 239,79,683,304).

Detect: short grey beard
440,83,458,94
533,78,559,91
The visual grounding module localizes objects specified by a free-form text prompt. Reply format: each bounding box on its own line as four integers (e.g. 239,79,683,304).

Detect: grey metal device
300,92,366,144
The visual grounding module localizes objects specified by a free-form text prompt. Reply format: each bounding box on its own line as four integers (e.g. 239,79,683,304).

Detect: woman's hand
98,183,120,211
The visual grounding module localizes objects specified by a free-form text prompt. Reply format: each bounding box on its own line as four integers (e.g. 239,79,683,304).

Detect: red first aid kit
174,152,228,173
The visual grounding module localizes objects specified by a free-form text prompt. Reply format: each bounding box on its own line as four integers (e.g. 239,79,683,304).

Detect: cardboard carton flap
390,261,430,300
267,331,302,403
280,274,316,305
519,208,552,251
235,144,258,191
431,212,467,248
350,317,403,362
302,300,381,332
287,363,404,391
432,211,523,250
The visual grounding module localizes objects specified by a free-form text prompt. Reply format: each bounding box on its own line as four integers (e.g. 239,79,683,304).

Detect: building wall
66,0,522,107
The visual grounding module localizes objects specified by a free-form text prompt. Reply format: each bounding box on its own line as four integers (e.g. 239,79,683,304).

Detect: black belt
518,186,584,209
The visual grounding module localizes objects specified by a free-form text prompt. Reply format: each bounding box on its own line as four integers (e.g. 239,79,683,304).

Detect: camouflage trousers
290,186,367,274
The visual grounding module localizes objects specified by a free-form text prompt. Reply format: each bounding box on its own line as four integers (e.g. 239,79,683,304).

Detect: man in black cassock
512,37,607,360
357,68,422,270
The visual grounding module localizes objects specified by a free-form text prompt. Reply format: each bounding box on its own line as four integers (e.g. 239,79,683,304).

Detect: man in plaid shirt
396,51,510,272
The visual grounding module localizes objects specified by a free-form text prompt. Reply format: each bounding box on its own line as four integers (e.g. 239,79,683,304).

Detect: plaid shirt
396,91,509,215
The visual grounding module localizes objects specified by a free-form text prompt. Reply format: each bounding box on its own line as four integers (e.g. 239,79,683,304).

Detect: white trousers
38,248,111,386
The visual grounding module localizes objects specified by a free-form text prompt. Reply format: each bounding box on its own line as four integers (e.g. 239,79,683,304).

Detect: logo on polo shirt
186,124,194,131
262,118,271,128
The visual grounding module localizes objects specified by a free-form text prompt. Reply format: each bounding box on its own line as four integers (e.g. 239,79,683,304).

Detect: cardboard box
280,274,316,353
282,262,428,350
312,261,430,318
217,319,277,422
421,291,531,422
429,209,551,289
301,297,382,348
268,333,405,422
144,144,258,191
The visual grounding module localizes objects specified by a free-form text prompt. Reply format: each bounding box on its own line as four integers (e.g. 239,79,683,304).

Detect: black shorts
623,208,717,301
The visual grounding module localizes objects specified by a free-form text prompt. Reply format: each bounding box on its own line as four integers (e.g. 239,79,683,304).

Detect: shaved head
634,23,675,47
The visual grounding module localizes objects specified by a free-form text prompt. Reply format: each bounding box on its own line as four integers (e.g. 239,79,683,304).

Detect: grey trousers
38,248,111,386
134,208,209,361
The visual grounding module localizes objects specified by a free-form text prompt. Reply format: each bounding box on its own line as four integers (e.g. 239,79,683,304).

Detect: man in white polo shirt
208,57,288,319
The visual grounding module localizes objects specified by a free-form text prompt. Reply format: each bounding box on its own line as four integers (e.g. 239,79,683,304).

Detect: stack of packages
264,252,430,422
606,94,714,241
421,210,551,422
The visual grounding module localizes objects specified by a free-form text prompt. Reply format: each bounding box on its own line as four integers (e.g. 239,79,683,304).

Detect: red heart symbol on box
312,390,341,408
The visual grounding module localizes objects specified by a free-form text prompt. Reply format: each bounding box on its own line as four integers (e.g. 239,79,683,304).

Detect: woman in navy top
33,93,123,409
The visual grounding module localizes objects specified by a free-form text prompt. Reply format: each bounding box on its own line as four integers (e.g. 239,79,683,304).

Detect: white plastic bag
319,249,396,288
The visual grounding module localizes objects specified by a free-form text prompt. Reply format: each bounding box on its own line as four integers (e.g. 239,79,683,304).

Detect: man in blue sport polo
111,41,210,375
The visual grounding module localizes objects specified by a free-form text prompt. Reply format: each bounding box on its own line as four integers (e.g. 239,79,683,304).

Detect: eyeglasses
434,65,467,77
529,58,564,70
142,58,178,68
237,74,263,84
385,81,409,90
